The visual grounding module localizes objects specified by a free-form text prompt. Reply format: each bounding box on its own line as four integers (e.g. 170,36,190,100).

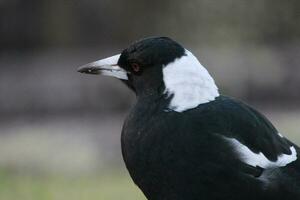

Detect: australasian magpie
78,37,300,200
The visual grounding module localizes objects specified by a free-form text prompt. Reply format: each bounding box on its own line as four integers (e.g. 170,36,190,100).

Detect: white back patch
224,137,297,168
162,50,219,112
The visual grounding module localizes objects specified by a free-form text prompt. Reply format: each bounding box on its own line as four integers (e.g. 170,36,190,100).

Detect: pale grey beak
77,54,128,80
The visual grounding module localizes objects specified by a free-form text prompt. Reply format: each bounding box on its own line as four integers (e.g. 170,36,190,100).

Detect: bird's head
78,37,219,112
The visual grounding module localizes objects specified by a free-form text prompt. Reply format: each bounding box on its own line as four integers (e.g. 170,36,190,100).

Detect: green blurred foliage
0,170,146,200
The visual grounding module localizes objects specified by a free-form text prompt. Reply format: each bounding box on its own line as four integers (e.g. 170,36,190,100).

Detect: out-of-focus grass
0,170,146,200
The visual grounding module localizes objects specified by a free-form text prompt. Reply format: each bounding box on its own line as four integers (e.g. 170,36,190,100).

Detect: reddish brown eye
131,63,140,72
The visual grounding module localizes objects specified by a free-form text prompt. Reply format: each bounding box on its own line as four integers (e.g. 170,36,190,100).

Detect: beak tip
77,54,123,76
77,65,100,75
77,66,84,73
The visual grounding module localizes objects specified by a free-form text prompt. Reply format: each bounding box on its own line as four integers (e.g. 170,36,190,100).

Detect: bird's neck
133,50,219,112
162,50,219,112
133,65,166,99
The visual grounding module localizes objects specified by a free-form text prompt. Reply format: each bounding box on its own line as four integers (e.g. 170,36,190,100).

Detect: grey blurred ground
0,110,300,176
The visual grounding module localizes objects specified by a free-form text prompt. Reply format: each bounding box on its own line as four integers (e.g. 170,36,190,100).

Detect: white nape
224,137,297,168
162,50,219,112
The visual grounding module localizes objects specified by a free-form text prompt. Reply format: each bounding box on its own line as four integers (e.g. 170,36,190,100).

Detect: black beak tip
77,65,100,75
77,65,87,73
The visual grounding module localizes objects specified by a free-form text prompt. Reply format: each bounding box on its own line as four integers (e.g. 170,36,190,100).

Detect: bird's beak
77,54,128,80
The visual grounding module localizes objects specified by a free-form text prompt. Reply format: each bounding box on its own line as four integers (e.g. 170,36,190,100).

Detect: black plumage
78,37,300,200
122,95,300,200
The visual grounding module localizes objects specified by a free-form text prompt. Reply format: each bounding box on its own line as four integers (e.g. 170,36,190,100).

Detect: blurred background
0,0,299,199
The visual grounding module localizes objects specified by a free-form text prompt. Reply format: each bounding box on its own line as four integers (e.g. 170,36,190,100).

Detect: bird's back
121,95,300,200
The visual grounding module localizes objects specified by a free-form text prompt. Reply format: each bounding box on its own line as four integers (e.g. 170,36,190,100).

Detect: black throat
129,64,166,99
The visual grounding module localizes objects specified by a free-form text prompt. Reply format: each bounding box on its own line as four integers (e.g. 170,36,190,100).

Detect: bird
78,37,300,200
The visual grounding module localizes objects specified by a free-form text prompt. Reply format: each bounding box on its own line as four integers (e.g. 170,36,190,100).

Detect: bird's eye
131,63,140,72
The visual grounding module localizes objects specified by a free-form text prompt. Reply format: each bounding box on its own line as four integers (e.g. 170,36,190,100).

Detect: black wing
216,96,297,161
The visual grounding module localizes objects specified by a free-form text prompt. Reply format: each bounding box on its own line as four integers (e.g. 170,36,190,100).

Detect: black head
118,37,185,74
78,36,219,112
78,37,185,96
